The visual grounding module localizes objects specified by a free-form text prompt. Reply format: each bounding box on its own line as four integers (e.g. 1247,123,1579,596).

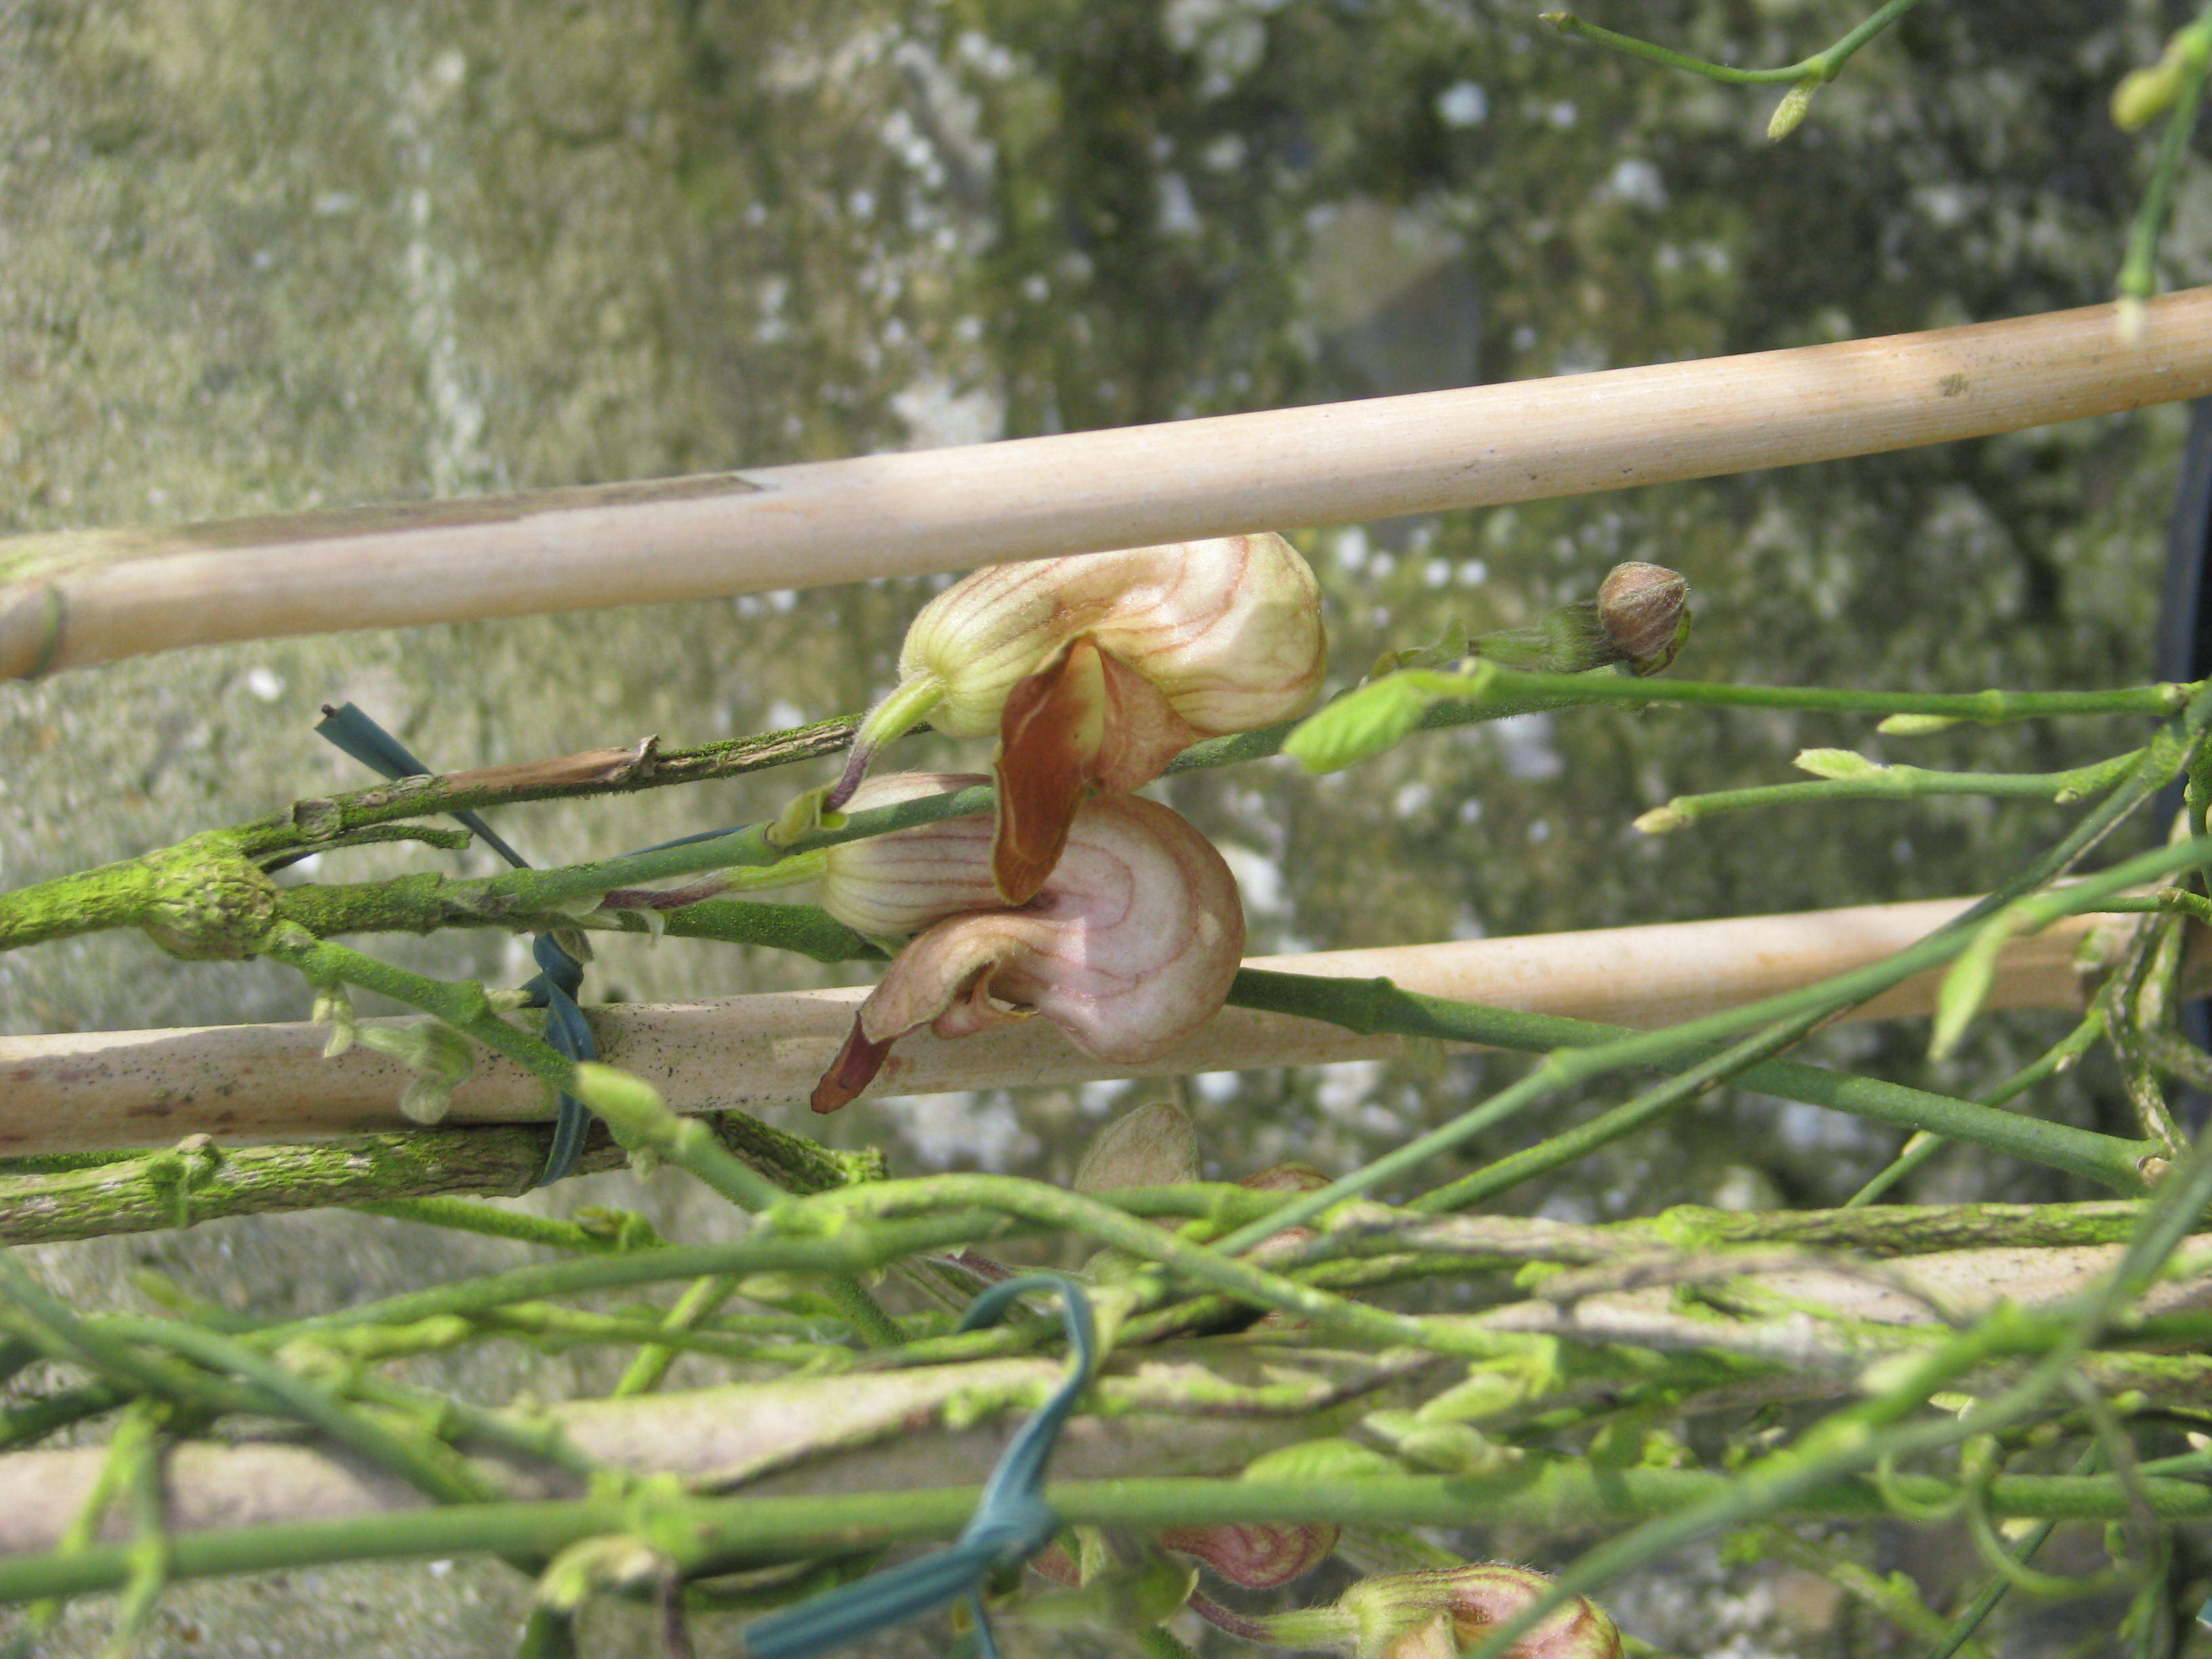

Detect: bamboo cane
5,291,2210,679
0,897,2118,1155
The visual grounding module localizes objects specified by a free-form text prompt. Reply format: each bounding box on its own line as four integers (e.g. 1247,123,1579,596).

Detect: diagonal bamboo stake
4,291,2209,679
0,896,2127,1155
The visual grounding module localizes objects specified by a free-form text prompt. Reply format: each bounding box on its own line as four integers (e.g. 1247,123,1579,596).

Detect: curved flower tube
813,771,1003,939
824,533,1324,903
811,794,1245,1112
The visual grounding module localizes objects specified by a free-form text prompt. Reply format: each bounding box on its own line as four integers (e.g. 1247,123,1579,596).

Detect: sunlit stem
827,672,947,810
1541,0,1927,86
2118,5,2212,306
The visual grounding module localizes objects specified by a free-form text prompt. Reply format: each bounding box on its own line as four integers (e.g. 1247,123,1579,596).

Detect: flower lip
811,792,1245,1111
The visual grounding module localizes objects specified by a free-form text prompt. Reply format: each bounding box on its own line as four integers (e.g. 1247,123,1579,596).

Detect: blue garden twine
740,1274,1099,1659
314,703,594,1186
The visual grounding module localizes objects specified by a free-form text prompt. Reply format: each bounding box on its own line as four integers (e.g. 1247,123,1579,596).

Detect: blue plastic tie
312,703,594,1186
739,1275,1099,1659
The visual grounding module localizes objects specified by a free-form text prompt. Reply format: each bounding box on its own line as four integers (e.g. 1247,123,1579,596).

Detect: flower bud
1595,562,1689,676
2112,58,2184,130
2112,26,2207,131
1876,712,1961,736
811,795,1245,1112
1328,1564,1622,1659
1240,1160,1332,1193
899,532,1324,747
1767,76,1819,142
827,534,1325,902
1158,1521,1338,1589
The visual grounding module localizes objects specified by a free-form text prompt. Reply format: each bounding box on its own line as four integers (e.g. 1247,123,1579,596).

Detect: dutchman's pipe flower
810,792,1244,1113
813,771,1006,938
819,533,1325,903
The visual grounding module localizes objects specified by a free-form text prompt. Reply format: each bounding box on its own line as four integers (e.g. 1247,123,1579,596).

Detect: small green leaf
1794,748,1881,779
1930,925,2008,1061
1282,672,1460,773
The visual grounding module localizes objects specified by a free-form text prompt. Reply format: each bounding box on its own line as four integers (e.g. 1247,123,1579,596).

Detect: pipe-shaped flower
826,533,1324,904
812,772,1004,939
811,793,1245,1112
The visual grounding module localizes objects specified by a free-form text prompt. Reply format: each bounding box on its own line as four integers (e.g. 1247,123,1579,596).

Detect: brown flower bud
1158,1521,1340,1589
1594,562,1690,676
1240,1160,1332,1193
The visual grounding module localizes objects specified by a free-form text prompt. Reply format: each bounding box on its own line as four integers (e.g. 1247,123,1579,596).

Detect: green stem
2,1465,2206,1605
1845,1012,2104,1208
2118,6,2212,304
1226,965,2152,1223
232,715,865,861
248,1214,977,1344
565,1065,905,1349
0,680,1636,955
613,1277,742,1395
781,1174,1517,1361
358,1197,657,1255
1458,663,2189,722
1135,1626,1206,1659
0,1113,872,1248
1543,0,1929,85
1641,750,2142,834
97,1403,171,1659
1218,692,2212,1255
1464,1125,2212,1659
104,1318,499,1507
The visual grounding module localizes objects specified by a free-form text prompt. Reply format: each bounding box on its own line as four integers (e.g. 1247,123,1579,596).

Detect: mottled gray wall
2,0,2207,1652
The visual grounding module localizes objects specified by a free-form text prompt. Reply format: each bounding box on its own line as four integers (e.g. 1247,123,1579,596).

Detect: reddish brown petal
811,926,1020,1111
992,636,1198,905
1090,638,1202,792
993,634,1109,905
809,1017,899,1113
1159,1521,1339,1589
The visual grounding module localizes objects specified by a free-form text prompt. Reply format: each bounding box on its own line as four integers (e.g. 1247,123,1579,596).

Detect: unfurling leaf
1794,748,1881,779
1283,672,1461,774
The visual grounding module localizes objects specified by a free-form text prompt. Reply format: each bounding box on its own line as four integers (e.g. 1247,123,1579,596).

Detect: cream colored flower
822,533,1324,903
811,793,1244,1112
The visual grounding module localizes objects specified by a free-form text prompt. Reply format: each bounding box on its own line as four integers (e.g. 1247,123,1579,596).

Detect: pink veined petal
991,634,1198,904
809,794,1245,1110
